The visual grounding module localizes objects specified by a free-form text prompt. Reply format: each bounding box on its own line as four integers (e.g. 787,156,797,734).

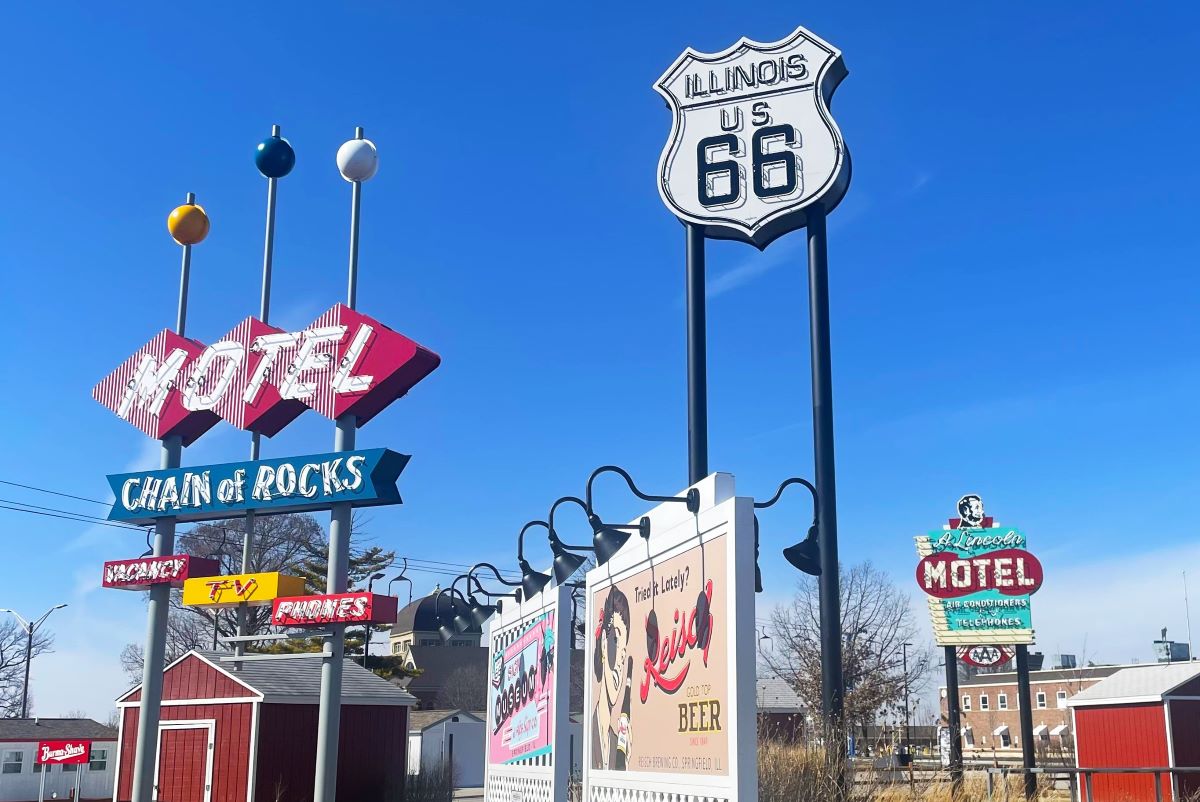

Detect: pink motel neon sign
93,304,440,443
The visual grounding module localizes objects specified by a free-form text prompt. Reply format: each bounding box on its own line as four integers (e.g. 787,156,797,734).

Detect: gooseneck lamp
583,465,700,564
517,521,553,599
433,587,468,643
755,477,821,583
462,562,520,627
546,496,595,584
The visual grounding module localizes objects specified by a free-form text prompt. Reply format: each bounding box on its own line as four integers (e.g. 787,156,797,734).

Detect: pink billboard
489,610,557,764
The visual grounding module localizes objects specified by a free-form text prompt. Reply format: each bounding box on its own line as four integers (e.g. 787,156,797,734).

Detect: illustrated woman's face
602,611,629,704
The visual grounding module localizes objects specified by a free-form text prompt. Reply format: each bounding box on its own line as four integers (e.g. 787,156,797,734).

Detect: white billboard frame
484,581,572,802
583,472,757,802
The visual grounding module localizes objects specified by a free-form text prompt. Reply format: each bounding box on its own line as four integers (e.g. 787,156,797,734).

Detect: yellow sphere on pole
167,203,210,245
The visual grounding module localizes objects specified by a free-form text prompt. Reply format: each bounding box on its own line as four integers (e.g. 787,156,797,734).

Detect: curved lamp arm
585,465,700,516
517,520,550,563
755,476,818,523
434,586,466,618
548,496,596,551
466,562,521,588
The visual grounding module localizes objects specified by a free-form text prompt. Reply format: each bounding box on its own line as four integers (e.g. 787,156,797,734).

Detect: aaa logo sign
655,27,850,248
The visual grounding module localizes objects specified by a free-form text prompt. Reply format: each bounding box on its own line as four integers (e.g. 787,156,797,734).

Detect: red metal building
1069,662,1200,802
113,650,414,802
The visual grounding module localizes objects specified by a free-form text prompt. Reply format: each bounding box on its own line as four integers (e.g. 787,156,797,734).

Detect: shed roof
0,719,118,742
117,650,417,706
407,709,483,732
1068,662,1200,707
756,676,805,712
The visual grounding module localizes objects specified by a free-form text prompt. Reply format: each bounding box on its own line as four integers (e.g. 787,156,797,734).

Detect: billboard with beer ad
589,533,729,776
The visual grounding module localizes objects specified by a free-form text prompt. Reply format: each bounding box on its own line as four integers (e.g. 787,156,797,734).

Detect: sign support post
236,124,293,660
684,222,708,485
654,30,852,785
313,125,376,802
944,645,963,796
1015,644,1037,799
807,204,845,767
130,191,205,802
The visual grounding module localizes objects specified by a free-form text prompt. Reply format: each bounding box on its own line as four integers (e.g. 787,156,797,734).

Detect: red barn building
1069,662,1200,802
113,650,415,802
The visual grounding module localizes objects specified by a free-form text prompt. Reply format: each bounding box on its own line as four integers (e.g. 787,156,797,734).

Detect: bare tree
763,561,932,732
0,617,54,717
437,663,488,711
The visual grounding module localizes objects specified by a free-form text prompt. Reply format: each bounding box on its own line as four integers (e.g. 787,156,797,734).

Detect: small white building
407,710,485,788
0,719,117,802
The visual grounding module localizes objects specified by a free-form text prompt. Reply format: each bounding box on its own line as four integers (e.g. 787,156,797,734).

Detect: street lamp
1,604,67,718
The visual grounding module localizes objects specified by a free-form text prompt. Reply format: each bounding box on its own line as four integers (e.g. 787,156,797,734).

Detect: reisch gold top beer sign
655,27,850,248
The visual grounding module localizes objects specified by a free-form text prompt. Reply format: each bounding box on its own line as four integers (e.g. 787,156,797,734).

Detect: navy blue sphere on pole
255,135,295,178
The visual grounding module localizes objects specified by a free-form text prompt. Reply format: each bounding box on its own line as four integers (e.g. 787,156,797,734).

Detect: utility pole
1,605,68,718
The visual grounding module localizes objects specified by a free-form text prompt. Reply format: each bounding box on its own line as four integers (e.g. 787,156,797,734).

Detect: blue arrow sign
107,449,410,525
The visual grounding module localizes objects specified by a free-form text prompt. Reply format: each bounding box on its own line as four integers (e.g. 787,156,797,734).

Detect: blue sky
1,3,1197,717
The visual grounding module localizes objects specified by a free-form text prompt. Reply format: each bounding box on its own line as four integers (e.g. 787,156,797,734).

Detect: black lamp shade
551,542,587,584
469,599,497,629
520,560,552,599
451,607,474,634
437,620,456,642
783,525,821,576
593,525,630,565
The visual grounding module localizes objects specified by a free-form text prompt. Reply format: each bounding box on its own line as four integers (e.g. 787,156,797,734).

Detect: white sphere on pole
336,138,379,182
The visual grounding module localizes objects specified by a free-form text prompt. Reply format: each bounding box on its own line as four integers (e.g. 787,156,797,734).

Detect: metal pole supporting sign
313,126,378,802
653,25,853,779
130,192,209,802
234,124,295,660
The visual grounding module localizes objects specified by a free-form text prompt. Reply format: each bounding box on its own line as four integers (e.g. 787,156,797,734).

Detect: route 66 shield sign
655,27,851,249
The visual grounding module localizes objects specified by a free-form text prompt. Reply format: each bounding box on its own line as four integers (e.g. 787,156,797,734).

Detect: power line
0,479,111,507
0,484,525,581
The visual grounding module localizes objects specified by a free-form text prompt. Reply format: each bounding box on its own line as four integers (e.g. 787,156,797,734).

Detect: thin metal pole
807,204,845,769
236,124,282,659
945,646,964,797
346,125,363,311
175,192,195,335
314,125,366,802
684,223,708,485
131,190,193,802
902,642,910,751
1184,571,1194,660
20,626,31,718
1016,645,1037,799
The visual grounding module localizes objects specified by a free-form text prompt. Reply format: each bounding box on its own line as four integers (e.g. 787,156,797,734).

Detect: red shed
1069,662,1200,802
113,650,414,802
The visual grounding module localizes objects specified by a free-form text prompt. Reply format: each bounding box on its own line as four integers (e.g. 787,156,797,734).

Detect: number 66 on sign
655,27,850,249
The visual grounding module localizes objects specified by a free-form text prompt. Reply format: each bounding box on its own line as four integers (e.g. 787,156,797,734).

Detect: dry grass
758,743,1063,802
